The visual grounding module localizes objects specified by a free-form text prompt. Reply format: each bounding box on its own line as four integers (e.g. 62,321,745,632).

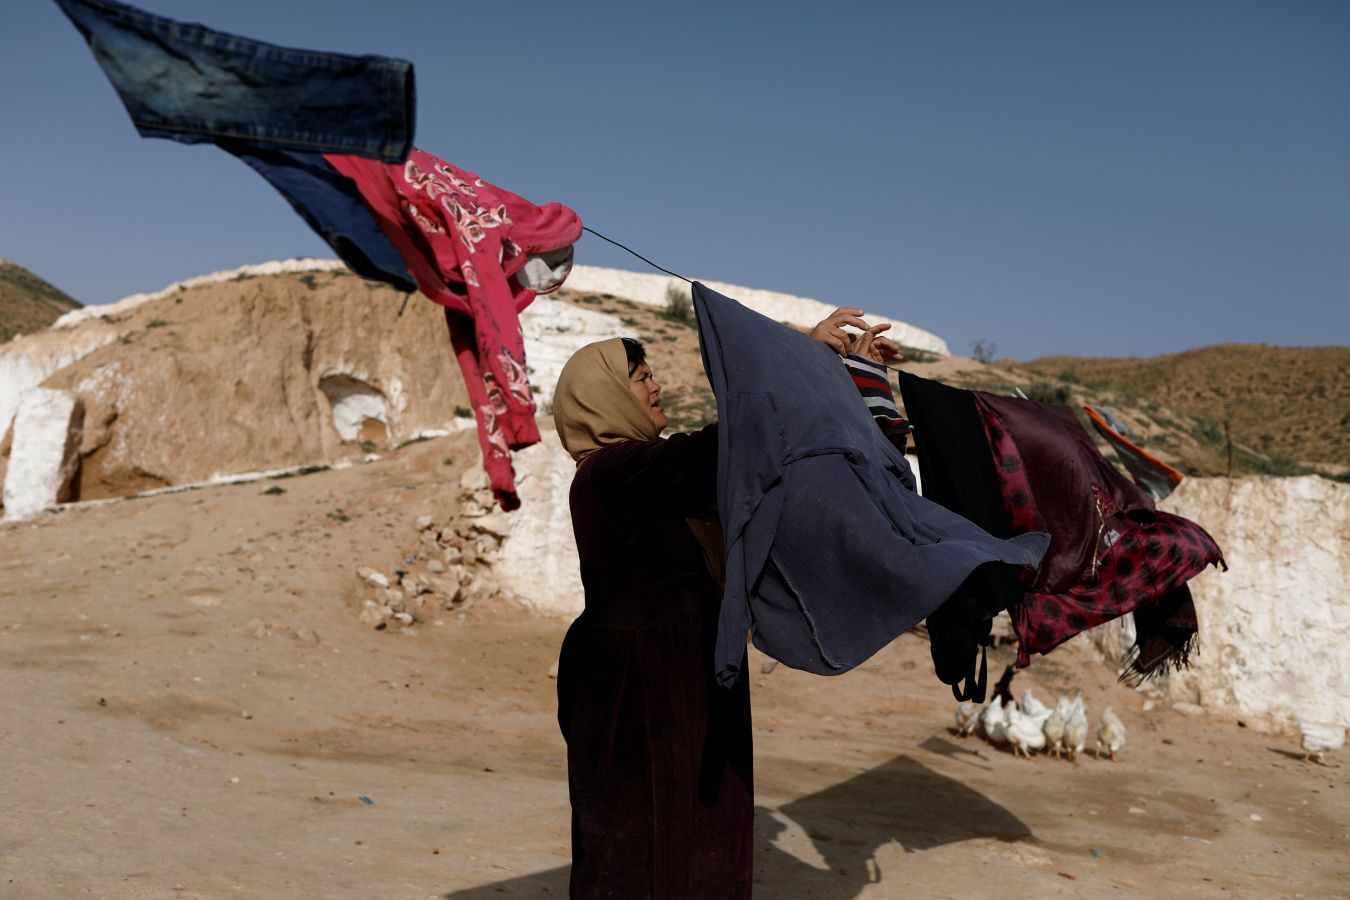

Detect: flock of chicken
955,689,1126,762
955,690,1346,766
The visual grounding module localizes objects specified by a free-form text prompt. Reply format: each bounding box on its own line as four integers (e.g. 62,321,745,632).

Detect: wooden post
1224,418,1233,477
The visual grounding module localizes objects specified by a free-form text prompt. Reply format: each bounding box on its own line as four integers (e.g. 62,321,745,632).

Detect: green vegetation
663,283,693,324
1024,381,1071,405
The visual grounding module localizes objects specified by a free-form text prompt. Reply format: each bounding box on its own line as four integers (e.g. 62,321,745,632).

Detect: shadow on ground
446,753,1030,898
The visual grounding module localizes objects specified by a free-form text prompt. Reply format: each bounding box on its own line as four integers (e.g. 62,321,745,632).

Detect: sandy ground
1,435,1346,899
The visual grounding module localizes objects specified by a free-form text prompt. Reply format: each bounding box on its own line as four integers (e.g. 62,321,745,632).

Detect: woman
551,309,896,898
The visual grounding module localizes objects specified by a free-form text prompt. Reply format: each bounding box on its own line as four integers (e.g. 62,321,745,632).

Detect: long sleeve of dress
584,425,719,517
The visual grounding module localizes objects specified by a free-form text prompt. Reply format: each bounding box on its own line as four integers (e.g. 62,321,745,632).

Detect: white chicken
954,701,980,738
1064,697,1089,763
1096,707,1127,761
1042,700,1068,759
1020,688,1050,720
1006,703,1048,758
1298,721,1345,764
1023,698,1053,736
981,695,1009,746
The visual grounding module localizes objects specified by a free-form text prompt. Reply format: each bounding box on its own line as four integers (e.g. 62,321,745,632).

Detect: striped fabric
843,354,909,430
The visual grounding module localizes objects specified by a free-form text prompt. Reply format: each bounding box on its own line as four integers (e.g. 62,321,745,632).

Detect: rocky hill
0,259,942,516
0,260,81,344
0,257,1343,751
0,266,479,513
1006,345,1350,477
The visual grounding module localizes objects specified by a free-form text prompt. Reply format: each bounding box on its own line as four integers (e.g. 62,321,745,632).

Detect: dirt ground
1,434,1346,899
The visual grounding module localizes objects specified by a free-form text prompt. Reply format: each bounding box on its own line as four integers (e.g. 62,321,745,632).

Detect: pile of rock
354,468,515,632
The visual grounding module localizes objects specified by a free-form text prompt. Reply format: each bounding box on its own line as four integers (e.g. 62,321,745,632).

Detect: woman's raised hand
810,308,905,363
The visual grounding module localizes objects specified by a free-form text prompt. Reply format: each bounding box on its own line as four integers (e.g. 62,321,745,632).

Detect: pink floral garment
328,150,582,509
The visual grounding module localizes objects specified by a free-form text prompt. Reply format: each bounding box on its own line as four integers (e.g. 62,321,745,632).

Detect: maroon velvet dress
557,426,754,899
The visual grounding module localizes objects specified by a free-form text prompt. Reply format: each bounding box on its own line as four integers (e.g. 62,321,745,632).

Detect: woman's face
628,362,668,433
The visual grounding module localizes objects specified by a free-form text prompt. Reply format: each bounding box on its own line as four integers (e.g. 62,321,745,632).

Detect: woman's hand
809,307,870,355
854,324,905,364
810,308,905,363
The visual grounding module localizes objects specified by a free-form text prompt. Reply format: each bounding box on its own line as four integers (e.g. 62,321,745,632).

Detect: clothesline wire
397,224,908,378
582,226,693,284
393,225,691,317
581,227,912,375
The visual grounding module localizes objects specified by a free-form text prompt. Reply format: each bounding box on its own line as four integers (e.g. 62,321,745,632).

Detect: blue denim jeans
56,0,417,290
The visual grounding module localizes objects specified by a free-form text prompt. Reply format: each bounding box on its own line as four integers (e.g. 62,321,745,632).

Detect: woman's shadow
445,753,1030,898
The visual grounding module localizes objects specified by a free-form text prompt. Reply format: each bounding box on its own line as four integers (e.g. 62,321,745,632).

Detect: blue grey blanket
693,283,1050,687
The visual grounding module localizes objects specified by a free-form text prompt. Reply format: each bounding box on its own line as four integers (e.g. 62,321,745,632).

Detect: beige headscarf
553,338,660,462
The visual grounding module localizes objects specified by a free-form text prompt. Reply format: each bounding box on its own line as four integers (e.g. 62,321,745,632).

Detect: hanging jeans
58,0,584,509
54,0,418,289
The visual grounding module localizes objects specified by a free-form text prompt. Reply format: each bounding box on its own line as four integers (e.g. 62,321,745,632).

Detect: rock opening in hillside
319,372,390,444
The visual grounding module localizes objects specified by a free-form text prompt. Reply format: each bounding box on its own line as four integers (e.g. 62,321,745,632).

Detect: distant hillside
0,260,81,343
550,292,1348,480
1007,344,1349,476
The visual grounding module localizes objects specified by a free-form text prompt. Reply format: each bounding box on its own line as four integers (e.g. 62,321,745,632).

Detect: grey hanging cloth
692,283,1050,689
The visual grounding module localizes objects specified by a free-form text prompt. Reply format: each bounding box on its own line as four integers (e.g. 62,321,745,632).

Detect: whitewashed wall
1152,476,1350,734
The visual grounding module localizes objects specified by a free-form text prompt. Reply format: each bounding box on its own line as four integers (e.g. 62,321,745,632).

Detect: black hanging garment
895,373,1028,698
898,371,1225,681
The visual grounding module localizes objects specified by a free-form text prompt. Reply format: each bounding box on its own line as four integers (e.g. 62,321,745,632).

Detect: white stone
491,433,585,617
52,258,348,329
518,295,635,408
459,468,489,492
564,264,950,355
2,388,84,519
318,372,388,442
0,326,117,449
470,574,499,598
1147,476,1350,736
427,559,445,574
363,570,389,589
473,512,514,540
427,573,462,602
357,606,387,628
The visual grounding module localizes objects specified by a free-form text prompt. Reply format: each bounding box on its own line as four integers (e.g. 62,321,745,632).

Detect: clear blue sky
2,0,1346,360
